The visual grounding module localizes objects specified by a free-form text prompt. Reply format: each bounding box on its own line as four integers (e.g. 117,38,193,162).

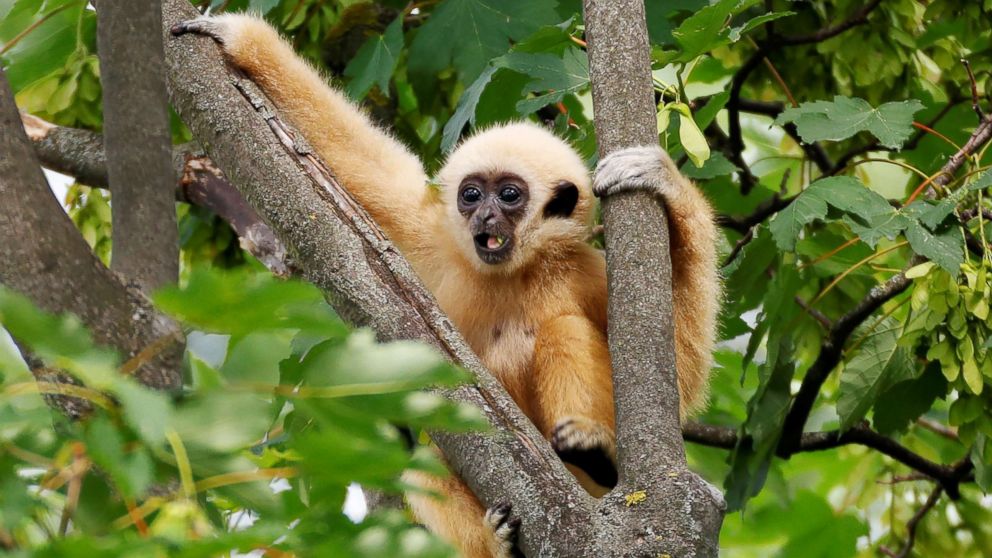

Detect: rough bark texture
0,70,183,394
583,1,725,555
160,2,590,555
97,0,179,290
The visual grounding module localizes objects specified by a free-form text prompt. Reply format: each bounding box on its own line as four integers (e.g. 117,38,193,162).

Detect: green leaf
669,104,710,167
441,64,499,153
344,17,404,100
83,417,152,500
775,96,925,149
155,269,345,338
770,192,828,251
170,392,272,453
872,363,946,435
113,378,172,446
904,221,964,274
837,320,914,431
681,152,738,179
1,0,91,92
671,0,761,62
407,0,559,92
221,332,293,385
301,330,469,390
505,47,589,114
771,177,905,250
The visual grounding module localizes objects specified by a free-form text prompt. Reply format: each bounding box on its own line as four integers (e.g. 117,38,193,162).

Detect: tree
1,0,991,556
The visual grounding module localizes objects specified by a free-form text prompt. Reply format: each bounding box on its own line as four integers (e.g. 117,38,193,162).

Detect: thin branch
776,0,884,46
962,59,985,121
777,270,913,456
725,1,884,193
683,422,969,496
22,114,291,276
881,485,943,558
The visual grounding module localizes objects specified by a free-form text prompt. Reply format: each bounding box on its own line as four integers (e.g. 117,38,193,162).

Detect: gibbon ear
543,181,579,219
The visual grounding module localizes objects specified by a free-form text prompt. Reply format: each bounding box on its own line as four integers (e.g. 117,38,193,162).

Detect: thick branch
23,115,290,277
0,70,183,394
583,1,723,555
97,0,179,290
160,2,588,555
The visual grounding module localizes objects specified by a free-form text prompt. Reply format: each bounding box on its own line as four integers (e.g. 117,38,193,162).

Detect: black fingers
170,20,224,43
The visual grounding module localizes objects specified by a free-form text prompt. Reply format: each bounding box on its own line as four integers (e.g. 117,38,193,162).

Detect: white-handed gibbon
173,14,720,558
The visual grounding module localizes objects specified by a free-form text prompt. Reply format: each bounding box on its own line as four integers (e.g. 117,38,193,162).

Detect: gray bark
160,2,591,556
0,70,183,394
583,1,725,555
97,0,179,291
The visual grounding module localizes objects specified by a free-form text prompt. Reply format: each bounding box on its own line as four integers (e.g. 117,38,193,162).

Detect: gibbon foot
483,502,523,558
551,417,618,488
592,144,683,201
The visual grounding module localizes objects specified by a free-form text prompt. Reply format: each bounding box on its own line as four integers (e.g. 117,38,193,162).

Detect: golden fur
178,14,720,558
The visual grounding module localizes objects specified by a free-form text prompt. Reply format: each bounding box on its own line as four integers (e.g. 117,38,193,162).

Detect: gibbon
173,14,720,558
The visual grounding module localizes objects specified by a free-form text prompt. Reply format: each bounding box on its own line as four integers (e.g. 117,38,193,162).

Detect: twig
963,59,985,121
881,485,942,558
915,417,957,440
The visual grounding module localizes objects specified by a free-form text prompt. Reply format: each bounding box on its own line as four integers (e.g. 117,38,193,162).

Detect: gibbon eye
499,186,521,203
461,187,482,203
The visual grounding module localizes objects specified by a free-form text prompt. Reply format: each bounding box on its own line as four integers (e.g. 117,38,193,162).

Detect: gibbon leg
404,468,520,558
593,145,720,415
531,315,617,489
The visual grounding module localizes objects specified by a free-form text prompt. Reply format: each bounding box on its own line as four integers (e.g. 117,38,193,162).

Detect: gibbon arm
593,145,720,415
173,14,435,256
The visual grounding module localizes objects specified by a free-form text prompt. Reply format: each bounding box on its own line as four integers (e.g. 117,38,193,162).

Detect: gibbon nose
480,205,498,225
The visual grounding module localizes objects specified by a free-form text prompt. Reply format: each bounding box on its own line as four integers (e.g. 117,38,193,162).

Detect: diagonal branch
160,1,588,555
779,111,992,458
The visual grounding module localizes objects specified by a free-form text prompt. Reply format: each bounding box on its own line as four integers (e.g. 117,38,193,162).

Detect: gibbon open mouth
473,233,513,262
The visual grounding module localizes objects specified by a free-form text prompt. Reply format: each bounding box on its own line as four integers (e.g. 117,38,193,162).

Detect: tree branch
0,70,183,395
22,114,291,277
683,422,971,497
726,1,884,193
779,108,992,455
97,0,179,290
583,0,723,555
160,2,589,555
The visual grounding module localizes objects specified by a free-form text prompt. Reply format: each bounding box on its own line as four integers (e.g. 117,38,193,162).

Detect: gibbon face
457,172,530,264
438,122,594,273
